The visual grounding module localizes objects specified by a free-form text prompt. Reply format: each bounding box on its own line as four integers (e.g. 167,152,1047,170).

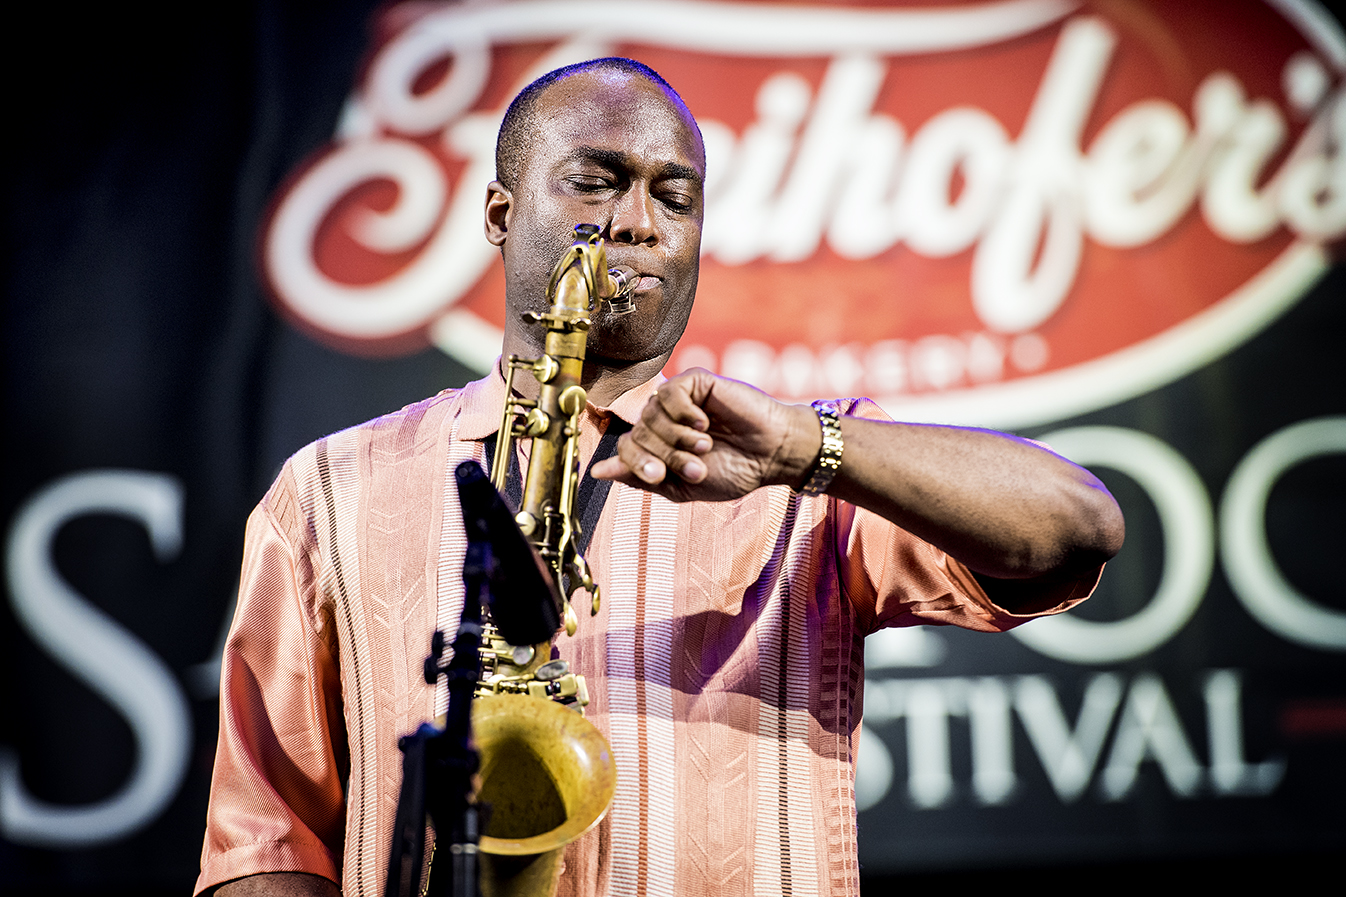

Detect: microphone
455,460,560,646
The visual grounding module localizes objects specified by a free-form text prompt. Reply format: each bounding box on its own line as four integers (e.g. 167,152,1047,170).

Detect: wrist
789,400,844,496
766,403,823,489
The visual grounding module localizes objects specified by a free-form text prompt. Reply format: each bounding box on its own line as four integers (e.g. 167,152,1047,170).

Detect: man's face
487,70,706,367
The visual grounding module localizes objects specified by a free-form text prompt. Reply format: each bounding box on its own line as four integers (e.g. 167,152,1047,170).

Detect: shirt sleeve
195,490,348,895
833,398,1101,636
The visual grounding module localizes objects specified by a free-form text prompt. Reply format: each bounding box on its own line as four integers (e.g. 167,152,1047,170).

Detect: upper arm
210,872,342,897
196,499,347,895
838,499,1098,635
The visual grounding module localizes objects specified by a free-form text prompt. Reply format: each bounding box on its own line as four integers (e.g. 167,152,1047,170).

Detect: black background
3,1,1343,893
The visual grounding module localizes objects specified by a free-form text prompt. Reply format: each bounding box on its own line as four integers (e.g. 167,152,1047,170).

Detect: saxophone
470,223,634,896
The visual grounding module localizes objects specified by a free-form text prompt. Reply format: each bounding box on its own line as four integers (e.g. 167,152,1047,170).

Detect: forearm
772,404,1125,581
593,369,1124,589
211,872,341,897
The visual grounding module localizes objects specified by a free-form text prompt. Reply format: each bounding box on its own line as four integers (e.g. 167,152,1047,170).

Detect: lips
608,260,662,293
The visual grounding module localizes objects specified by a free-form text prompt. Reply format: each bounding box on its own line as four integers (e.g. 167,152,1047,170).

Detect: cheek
661,219,700,259
511,223,574,277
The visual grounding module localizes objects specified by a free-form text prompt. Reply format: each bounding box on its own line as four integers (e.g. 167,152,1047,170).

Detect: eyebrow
568,146,703,184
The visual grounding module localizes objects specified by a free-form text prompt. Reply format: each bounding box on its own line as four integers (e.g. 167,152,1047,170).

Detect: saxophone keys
564,603,578,637
532,354,560,384
535,660,568,680
524,408,550,436
552,673,580,701
573,674,591,708
557,384,587,416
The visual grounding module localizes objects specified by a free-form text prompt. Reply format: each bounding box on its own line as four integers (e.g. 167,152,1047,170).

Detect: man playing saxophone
198,57,1123,897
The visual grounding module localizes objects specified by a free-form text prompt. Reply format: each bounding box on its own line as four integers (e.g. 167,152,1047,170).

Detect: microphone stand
386,460,559,897
385,461,502,897
385,606,483,897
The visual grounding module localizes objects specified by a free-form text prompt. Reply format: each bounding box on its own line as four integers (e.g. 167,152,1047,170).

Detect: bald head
495,57,702,190
483,58,706,382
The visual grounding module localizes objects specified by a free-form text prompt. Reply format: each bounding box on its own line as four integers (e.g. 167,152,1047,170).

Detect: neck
581,354,670,406
500,327,670,407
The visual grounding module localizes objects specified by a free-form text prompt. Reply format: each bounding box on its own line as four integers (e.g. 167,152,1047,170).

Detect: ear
485,180,512,246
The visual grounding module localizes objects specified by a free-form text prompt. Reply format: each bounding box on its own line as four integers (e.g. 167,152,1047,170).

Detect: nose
607,185,657,246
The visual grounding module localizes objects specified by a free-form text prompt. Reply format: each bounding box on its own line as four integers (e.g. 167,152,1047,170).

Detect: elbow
1099,498,1126,560
1014,477,1125,579
1066,479,1126,572
972,480,1124,611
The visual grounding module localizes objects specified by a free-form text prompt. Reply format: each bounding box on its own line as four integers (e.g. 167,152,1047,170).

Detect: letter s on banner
1,471,191,848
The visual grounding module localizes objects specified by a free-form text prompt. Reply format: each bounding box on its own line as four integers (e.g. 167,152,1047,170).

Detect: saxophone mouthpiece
606,266,638,316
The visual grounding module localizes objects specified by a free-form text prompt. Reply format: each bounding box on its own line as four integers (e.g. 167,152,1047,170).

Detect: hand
590,369,821,502
591,368,1123,592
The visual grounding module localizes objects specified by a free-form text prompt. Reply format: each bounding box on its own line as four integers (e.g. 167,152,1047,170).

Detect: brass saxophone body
470,223,634,896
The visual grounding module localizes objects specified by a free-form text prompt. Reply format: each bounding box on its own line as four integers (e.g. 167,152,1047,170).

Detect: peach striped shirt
197,371,1096,896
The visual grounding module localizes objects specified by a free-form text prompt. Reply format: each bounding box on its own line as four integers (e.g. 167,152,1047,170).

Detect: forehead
525,70,705,178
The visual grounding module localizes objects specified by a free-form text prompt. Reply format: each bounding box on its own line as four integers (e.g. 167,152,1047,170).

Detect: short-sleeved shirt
196,370,1098,896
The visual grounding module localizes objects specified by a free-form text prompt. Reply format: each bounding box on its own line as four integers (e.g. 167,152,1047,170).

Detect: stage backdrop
3,1,1343,893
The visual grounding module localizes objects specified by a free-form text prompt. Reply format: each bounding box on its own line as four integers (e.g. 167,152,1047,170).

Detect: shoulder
258,387,471,524
331,387,466,454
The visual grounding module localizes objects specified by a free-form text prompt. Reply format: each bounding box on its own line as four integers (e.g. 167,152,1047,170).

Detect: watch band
797,400,843,497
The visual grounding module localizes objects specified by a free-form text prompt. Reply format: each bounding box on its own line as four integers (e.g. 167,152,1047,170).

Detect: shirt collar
454,357,663,440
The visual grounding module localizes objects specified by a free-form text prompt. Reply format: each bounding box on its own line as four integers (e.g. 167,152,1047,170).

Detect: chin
589,306,689,363
585,331,676,368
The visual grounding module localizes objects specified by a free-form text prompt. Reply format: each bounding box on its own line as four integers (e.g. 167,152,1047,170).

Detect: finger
591,447,707,486
586,462,696,504
654,369,715,431
630,409,715,484
589,455,628,481
618,421,711,485
610,429,671,485
640,397,713,456
668,451,708,483
588,464,646,491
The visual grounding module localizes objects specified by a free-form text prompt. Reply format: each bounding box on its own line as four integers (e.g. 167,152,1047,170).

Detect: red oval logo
261,0,1346,427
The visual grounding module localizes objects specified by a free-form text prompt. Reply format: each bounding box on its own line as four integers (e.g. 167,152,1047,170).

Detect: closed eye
567,175,616,192
657,181,700,214
660,193,694,213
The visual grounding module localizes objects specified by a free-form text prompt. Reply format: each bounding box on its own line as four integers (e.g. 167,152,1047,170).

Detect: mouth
607,261,661,295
